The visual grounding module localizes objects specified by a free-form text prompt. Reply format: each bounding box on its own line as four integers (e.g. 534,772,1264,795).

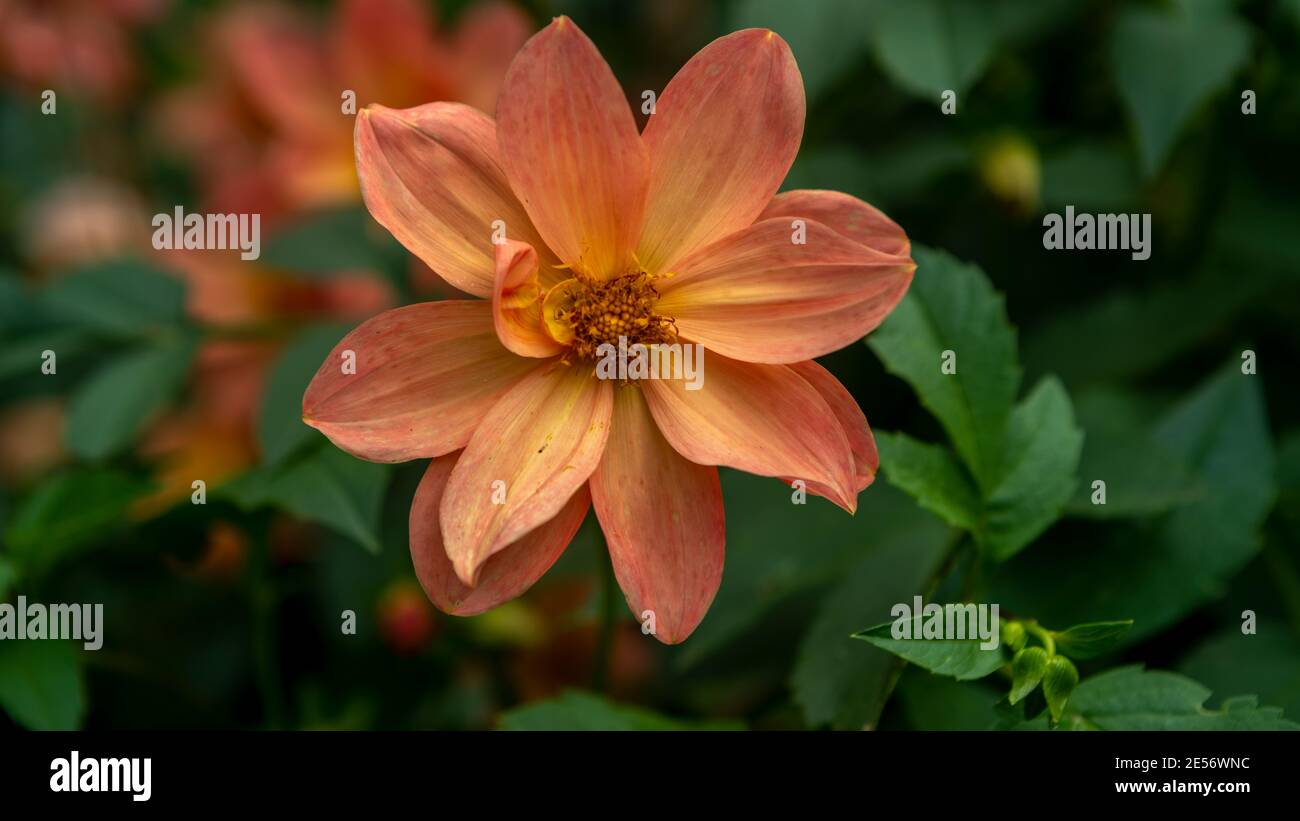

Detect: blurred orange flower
154,0,531,223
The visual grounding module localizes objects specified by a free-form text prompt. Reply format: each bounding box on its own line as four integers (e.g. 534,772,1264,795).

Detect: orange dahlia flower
303,18,914,643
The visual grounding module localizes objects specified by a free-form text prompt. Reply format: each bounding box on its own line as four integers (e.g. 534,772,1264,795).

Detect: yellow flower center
542,271,677,361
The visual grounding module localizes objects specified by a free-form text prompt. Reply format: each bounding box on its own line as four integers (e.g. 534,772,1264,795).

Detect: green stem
1025,621,1056,656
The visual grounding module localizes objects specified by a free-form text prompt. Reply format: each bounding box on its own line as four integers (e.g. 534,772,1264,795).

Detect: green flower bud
1043,655,1080,724
1002,620,1027,653
1009,646,1048,704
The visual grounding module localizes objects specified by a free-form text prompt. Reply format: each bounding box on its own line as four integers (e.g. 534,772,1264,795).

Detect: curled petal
638,29,805,273
759,189,910,257
355,102,549,298
302,300,539,462
641,352,859,512
656,218,914,363
784,361,878,502
441,362,613,585
590,386,724,644
493,240,565,357
411,451,589,616
495,16,648,278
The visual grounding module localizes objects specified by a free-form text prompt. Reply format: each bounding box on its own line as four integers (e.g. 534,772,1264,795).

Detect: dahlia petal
495,16,648,278
492,240,566,357
355,102,549,298
637,29,805,274
333,0,450,107
410,451,589,616
590,386,724,644
641,352,859,512
219,5,335,138
655,218,915,363
440,362,613,585
448,0,534,115
759,189,910,257
302,300,539,463
785,361,878,501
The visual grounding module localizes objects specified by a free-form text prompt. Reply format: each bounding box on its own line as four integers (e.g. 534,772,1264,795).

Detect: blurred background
0,0,1298,730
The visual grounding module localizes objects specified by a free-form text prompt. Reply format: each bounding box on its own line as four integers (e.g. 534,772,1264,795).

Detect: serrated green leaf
42,258,187,336
1179,621,1300,721
868,245,1020,491
1052,620,1134,659
980,376,1082,559
64,335,197,460
1036,666,1298,730
0,640,86,730
257,323,348,466
1111,5,1251,175
852,619,1004,680
499,690,741,731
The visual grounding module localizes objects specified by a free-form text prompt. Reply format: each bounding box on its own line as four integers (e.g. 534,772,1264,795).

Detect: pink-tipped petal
655,218,915,364
440,362,613,585
637,29,805,274
410,451,589,616
355,102,550,298
641,352,859,512
492,240,565,357
784,361,878,503
760,190,910,257
495,16,648,278
590,386,724,644
302,300,540,463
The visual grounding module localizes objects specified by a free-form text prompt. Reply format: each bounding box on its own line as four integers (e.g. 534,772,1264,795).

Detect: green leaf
865,0,1076,99
1038,666,1298,730
790,515,951,729
874,431,980,531
260,206,401,277
852,619,1004,681
868,245,1020,491
890,666,1003,730
0,329,98,382
865,0,998,99
42,258,187,336
224,445,390,553
3,468,154,563
1052,620,1134,659
1065,412,1208,519
0,640,86,730
1179,621,1300,720
1010,647,1048,704
64,335,198,460
499,691,742,730
257,323,348,466
980,376,1082,559
994,364,1276,644
1111,5,1251,175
